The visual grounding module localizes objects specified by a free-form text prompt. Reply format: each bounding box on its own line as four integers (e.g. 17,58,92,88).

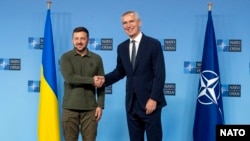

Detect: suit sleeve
151,40,166,101
104,45,126,86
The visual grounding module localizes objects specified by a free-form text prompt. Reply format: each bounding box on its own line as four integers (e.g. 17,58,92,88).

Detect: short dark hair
72,26,89,38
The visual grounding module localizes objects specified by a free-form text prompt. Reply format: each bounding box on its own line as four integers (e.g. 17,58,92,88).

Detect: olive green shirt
60,49,105,110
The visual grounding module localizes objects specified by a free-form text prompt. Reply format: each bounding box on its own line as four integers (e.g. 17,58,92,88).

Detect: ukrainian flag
38,7,60,141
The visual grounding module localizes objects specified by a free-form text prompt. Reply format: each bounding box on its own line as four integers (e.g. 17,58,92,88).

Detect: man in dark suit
104,10,167,141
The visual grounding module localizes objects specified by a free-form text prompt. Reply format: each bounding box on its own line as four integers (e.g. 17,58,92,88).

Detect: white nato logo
198,70,221,105
30,82,38,90
186,63,195,72
30,39,38,47
90,40,99,49
0,60,8,68
218,40,227,50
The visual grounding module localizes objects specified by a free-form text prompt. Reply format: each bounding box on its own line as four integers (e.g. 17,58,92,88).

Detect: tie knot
131,40,135,43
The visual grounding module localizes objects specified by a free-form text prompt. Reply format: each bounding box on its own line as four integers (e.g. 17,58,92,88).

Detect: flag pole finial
47,0,52,9
208,2,212,11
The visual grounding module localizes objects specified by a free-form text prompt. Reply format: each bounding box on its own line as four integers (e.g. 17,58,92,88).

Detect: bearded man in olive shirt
60,26,105,141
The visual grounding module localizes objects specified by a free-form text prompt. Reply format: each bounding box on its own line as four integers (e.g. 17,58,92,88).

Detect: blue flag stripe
42,9,57,96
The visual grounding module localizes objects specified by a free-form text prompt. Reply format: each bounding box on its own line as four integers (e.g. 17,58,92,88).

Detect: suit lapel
122,40,134,71
133,34,146,71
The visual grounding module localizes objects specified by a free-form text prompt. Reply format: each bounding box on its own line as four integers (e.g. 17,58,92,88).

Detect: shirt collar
130,32,142,43
73,48,91,57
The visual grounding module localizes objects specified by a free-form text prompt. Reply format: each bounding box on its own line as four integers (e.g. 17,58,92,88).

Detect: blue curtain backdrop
0,0,250,141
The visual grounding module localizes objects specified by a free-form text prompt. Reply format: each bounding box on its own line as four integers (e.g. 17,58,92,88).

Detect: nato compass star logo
186,63,195,72
28,37,43,49
197,70,221,105
28,80,40,92
89,38,101,50
0,58,9,70
217,39,229,52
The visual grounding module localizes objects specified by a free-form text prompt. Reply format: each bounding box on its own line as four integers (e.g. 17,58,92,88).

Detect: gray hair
121,10,141,21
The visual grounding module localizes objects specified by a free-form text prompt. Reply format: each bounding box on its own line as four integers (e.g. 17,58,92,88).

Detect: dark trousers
127,98,163,141
62,109,97,141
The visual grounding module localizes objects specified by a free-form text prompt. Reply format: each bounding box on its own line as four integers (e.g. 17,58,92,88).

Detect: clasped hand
93,76,105,88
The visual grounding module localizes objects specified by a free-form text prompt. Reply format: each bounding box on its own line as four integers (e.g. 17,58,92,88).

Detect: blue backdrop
0,0,250,141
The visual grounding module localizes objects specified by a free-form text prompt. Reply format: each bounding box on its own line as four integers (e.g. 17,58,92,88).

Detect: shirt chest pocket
80,60,99,76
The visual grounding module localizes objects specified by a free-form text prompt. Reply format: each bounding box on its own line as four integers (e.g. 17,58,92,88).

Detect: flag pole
47,0,52,9
208,2,212,11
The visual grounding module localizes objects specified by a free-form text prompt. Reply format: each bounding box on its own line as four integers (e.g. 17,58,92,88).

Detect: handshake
93,76,105,88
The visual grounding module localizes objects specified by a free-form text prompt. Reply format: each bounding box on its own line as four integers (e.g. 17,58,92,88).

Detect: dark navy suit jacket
105,33,167,111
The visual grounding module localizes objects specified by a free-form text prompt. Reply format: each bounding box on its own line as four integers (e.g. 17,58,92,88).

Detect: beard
74,44,87,55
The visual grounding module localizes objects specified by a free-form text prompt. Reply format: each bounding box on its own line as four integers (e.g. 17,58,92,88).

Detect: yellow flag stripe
38,67,60,141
